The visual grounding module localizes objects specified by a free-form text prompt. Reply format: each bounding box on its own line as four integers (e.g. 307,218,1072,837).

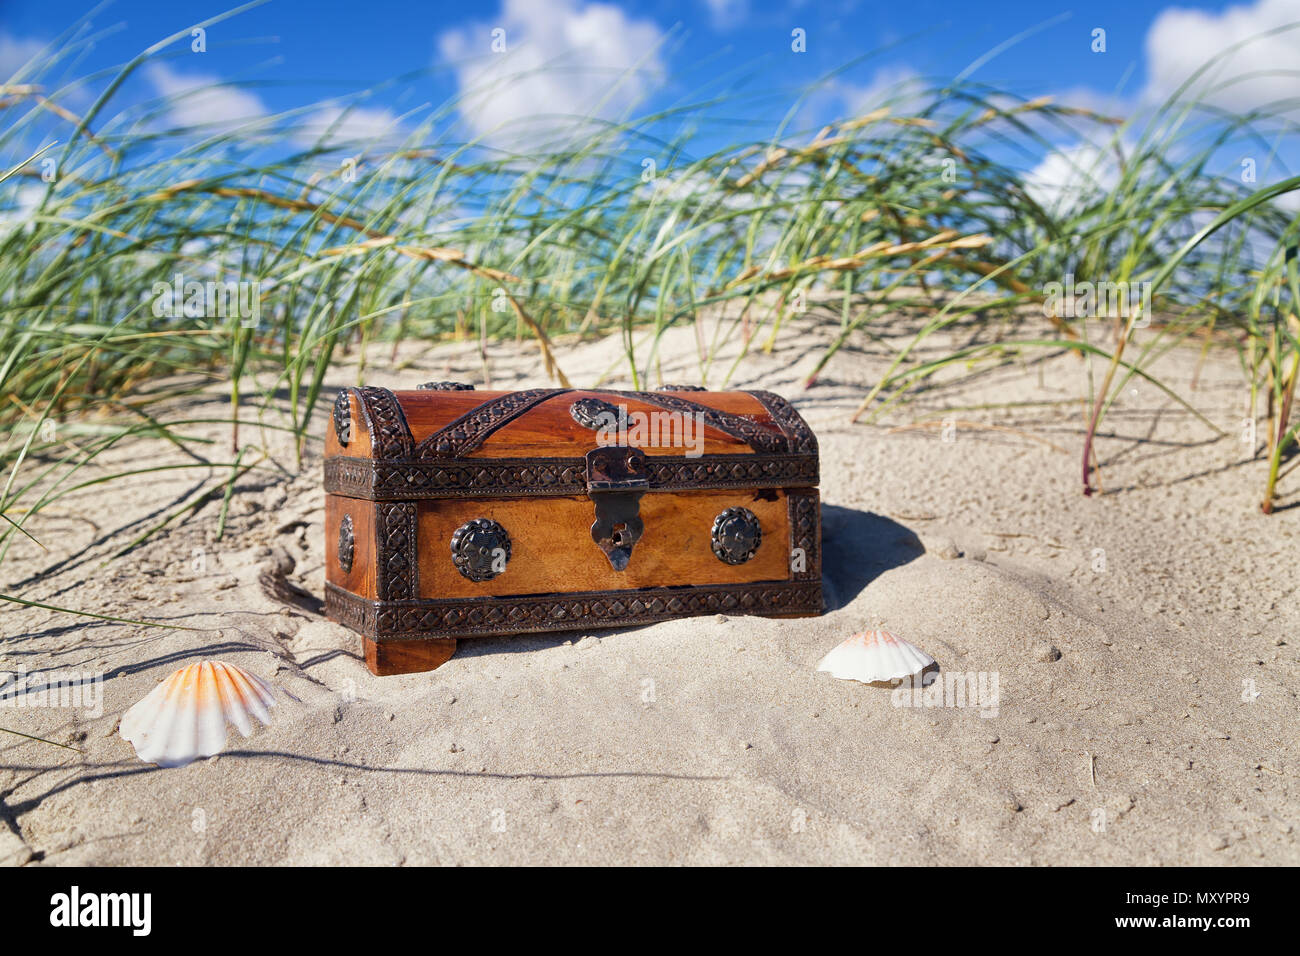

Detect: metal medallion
711,507,761,564
417,382,476,390
450,518,512,582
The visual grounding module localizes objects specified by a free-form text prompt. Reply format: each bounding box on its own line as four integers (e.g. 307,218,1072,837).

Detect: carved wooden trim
325,583,373,635
414,388,567,458
332,392,351,446
337,513,355,573
324,453,818,499
375,502,418,600
326,579,822,641
788,490,821,581
392,387,814,460
745,390,818,455
644,453,818,492
352,386,414,458
628,389,790,453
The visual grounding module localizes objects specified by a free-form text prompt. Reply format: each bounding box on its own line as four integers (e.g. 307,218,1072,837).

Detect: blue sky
2,0,1298,175
3,0,1203,96
0,0,1239,93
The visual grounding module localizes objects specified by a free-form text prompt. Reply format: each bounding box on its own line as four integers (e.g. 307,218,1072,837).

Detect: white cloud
144,63,268,130
1025,143,1121,212
297,103,403,150
436,0,666,145
704,0,749,31
0,31,45,80
1050,85,1131,120
1143,0,1300,113
0,181,47,237
831,65,926,119
1276,187,1300,212
641,168,730,205
800,65,924,134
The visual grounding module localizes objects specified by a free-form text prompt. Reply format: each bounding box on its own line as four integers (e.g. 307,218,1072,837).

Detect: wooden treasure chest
323,383,822,675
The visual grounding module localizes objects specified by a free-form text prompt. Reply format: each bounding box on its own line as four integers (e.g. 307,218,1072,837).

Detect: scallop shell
816,630,935,685
119,661,281,768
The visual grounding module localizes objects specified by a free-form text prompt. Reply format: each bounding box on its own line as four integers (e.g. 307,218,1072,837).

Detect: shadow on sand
819,503,923,610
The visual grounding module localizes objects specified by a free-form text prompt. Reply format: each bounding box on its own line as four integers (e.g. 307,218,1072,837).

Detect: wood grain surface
325,494,376,599
363,636,457,675
415,489,792,598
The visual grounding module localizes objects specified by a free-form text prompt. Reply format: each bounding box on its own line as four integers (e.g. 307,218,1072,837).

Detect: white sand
2,308,1297,865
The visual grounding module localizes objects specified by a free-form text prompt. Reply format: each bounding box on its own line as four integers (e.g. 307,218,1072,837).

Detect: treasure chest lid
324,384,818,500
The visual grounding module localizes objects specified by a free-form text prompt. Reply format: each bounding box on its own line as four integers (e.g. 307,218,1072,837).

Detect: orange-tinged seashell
816,629,935,685
119,661,281,768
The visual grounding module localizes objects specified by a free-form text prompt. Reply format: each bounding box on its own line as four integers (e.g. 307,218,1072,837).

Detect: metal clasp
585,446,648,571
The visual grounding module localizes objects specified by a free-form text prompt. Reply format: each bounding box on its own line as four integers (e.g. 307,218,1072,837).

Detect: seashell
816,630,935,685
119,661,281,768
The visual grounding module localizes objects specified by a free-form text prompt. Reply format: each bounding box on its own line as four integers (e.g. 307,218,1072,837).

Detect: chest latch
585,446,648,571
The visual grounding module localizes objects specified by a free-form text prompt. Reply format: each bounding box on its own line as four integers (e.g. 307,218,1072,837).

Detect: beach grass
2,11,1299,589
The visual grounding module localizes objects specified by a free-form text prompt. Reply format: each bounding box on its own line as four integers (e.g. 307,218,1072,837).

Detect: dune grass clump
0,10,1298,595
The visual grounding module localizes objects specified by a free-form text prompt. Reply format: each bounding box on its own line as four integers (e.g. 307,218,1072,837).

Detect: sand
2,305,1297,866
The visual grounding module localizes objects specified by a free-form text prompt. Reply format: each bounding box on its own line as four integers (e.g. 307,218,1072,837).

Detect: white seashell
119,661,281,768
816,630,935,685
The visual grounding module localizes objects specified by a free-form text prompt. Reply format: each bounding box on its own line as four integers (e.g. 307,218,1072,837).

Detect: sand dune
1,314,1296,865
